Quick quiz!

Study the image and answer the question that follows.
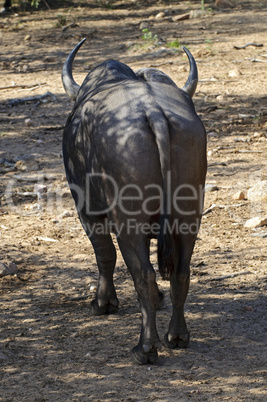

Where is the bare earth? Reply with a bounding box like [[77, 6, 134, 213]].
[[0, 1, 266, 400]]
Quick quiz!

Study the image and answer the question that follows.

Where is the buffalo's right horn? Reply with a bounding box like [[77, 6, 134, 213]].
[[182, 47, 198, 99], [62, 38, 86, 101]]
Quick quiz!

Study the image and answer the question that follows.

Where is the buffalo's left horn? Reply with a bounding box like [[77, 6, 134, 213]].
[[62, 38, 86, 101], [182, 47, 198, 99]]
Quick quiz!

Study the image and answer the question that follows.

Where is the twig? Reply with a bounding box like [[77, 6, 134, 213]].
[[0, 83, 46, 91], [203, 203, 246, 215], [18, 83, 47, 92], [13, 174, 58, 181], [236, 150, 263, 153], [7, 91, 57, 107], [37, 236, 58, 243], [62, 22, 79, 32], [234, 43, 263, 50], [209, 271, 251, 281], [249, 57, 267, 63], [149, 61, 173, 67], [69, 295, 90, 301], [43, 0, 51, 10]]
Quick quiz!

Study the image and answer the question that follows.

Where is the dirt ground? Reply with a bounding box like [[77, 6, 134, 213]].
[[0, 0, 266, 400]]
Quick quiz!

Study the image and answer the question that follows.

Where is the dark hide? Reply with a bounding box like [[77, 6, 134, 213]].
[[63, 56, 207, 365]]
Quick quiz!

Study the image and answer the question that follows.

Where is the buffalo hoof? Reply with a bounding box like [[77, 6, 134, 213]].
[[131, 345, 158, 365], [131, 340, 162, 365], [91, 298, 119, 316], [163, 331, 190, 349]]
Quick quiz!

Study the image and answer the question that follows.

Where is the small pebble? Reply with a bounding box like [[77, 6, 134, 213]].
[[205, 184, 219, 192], [233, 191, 245, 200], [155, 12, 165, 19], [25, 118, 33, 127]]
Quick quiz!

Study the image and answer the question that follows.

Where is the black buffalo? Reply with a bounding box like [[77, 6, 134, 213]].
[[62, 39, 207, 364]]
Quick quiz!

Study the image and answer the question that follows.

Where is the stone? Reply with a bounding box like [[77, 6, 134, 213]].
[[190, 10, 206, 19], [244, 217, 267, 229], [247, 181, 267, 202], [15, 160, 27, 171], [25, 118, 33, 127], [90, 285, 97, 292], [205, 184, 219, 192], [0, 262, 18, 277], [173, 13, 190, 22], [59, 210, 73, 219], [155, 12, 165, 19], [233, 191, 245, 200], [139, 21, 150, 30], [228, 69, 240, 78]]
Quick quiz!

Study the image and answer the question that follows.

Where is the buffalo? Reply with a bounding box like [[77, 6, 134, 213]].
[[62, 39, 207, 364]]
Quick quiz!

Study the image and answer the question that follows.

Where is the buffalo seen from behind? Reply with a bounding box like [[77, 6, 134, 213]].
[[62, 38, 207, 364]]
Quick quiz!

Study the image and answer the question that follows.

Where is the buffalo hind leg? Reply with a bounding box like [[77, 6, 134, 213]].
[[118, 237, 161, 365], [79, 214, 119, 315], [90, 232, 118, 315], [164, 235, 195, 349]]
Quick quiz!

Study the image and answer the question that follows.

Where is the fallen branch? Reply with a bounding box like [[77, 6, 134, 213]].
[[7, 91, 57, 107], [62, 22, 79, 32], [36, 236, 58, 243], [0, 82, 46, 91], [13, 173, 58, 182], [234, 43, 263, 50], [203, 203, 246, 215], [209, 271, 251, 281], [149, 61, 173, 67], [249, 57, 267, 63], [236, 150, 263, 153], [43, 0, 51, 9], [69, 295, 90, 301]]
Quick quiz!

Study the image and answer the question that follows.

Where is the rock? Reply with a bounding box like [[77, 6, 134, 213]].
[[228, 69, 240, 78], [0, 262, 8, 277], [59, 210, 73, 219], [194, 48, 213, 58], [139, 21, 150, 30], [216, 95, 224, 103], [251, 231, 267, 238], [25, 118, 33, 127], [0, 262, 18, 277], [233, 191, 245, 200], [173, 13, 190, 22], [247, 181, 267, 202], [8, 262, 18, 274], [15, 160, 27, 171], [244, 217, 267, 229], [205, 184, 219, 192], [190, 10, 206, 19], [253, 132, 265, 139], [90, 285, 97, 292], [155, 12, 165, 19], [24, 34, 31, 41]]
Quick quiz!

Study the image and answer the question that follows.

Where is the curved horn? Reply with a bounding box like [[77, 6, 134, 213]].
[[182, 46, 198, 98], [62, 38, 87, 101]]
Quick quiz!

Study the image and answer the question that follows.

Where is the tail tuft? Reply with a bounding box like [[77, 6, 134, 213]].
[[157, 214, 174, 280]]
